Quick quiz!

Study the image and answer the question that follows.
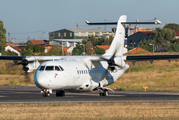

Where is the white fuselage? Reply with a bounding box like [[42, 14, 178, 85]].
[[34, 59, 129, 92]]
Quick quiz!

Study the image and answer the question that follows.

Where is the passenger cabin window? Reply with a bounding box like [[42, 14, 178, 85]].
[[39, 66, 45, 71]]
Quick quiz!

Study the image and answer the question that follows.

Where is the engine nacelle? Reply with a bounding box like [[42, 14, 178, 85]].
[[26, 60, 40, 72]]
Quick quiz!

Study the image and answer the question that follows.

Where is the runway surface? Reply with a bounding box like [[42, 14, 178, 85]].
[[0, 86, 179, 103]]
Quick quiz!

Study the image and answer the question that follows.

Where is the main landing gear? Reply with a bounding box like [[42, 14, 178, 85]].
[[56, 90, 65, 97], [99, 89, 109, 96], [41, 89, 52, 97]]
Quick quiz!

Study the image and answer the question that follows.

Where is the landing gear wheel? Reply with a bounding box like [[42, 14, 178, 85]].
[[47, 93, 51, 97], [42, 92, 50, 97], [42, 93, 46, 97], [99, 89, 109, 96], [100, 93, 103, 96], [104, 89, 109, 96], [56, 90, 65, 97]]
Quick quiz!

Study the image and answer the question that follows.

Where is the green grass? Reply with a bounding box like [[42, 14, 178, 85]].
[[131, 64, 155, 72]]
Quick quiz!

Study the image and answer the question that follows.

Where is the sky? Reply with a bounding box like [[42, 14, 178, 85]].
[[0, 0, 178, 43]]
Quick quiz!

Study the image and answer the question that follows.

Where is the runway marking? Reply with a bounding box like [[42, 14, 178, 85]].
[[64, 93, 126, 97], [0, 92, 41, 95], [64, 95, 126, 97]]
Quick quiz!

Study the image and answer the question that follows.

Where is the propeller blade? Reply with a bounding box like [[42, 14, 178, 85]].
[[100, 56, 108, 61], [22, 52, 26, 60], [24, 71, 31, 83], [109, 49, 117, 61], [100, 49, 118, 71], [101, 49, 117, 63]]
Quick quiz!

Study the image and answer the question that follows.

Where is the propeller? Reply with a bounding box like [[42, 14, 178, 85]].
[[100, 50, 121, 71], [17, 51, 31, 82], [18, 53, 29, 71]]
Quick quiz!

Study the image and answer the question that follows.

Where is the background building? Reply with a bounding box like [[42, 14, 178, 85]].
[[53, 39, 83, 47], [26, 40, 45, 45], [127, 31, 153, 47], [49, 29, 112, 41]]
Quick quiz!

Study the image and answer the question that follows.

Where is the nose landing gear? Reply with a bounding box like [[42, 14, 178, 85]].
[[41, 89, 52, 97]]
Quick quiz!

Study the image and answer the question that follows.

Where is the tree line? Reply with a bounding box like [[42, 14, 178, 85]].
[[138, 23, 179, 52], [72, 36, 113, 55], [0, 20, 6, 55]]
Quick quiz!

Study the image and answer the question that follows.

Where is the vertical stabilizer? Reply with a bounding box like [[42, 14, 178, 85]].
[[103, 15, 127, 56]]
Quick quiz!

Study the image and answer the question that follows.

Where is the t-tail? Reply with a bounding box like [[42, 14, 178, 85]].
[[86, 15, 161, 57]]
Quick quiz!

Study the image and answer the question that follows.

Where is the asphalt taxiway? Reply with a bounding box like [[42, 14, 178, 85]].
[[0, 86, 179, 103]]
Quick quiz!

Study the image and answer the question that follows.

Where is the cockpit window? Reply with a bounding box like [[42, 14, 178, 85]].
[[59, 66, 64, 71], [55, 66, 60, 71], [39, 65, 64, 71], [45, 66, 54, 71], [39, 66, 45, 71]]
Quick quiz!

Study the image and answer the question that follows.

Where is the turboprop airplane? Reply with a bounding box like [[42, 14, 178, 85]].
[[1, 15, 179, 97]]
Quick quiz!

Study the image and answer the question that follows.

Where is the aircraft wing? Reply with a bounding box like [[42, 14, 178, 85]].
[[1, 54, 179, 62], [0, 56, 22, 60], [1, 54, 179, 72], [81, 54, 179, 63], [0, 56, 68, 62], [124, 54, 179, 65], [0, 55, 101, 62]]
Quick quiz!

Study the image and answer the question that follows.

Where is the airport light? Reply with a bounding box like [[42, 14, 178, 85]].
[[11, 37, 16, 43], [143, 87, 148, 92], [149, 43, 154, 53]]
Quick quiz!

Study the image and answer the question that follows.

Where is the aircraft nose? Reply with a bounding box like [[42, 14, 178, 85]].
[[38, 76, 47, 87], [34, 73, 49, 89]]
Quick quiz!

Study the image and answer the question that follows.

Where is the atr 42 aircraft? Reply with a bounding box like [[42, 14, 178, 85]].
[[1, 15, 179, 97]]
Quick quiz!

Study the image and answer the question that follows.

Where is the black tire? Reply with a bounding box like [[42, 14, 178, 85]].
[[42, 93, 47, 97], [61, 90, 65, 96], [99, 93, 103, 96], [56, 90, 65, 97], [56, 91, 60, 97], [103, 89, 109, 96], [42, 92, 50, 97]]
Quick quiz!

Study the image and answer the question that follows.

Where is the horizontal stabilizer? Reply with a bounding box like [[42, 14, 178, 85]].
[[85, 20, 161, 25]]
